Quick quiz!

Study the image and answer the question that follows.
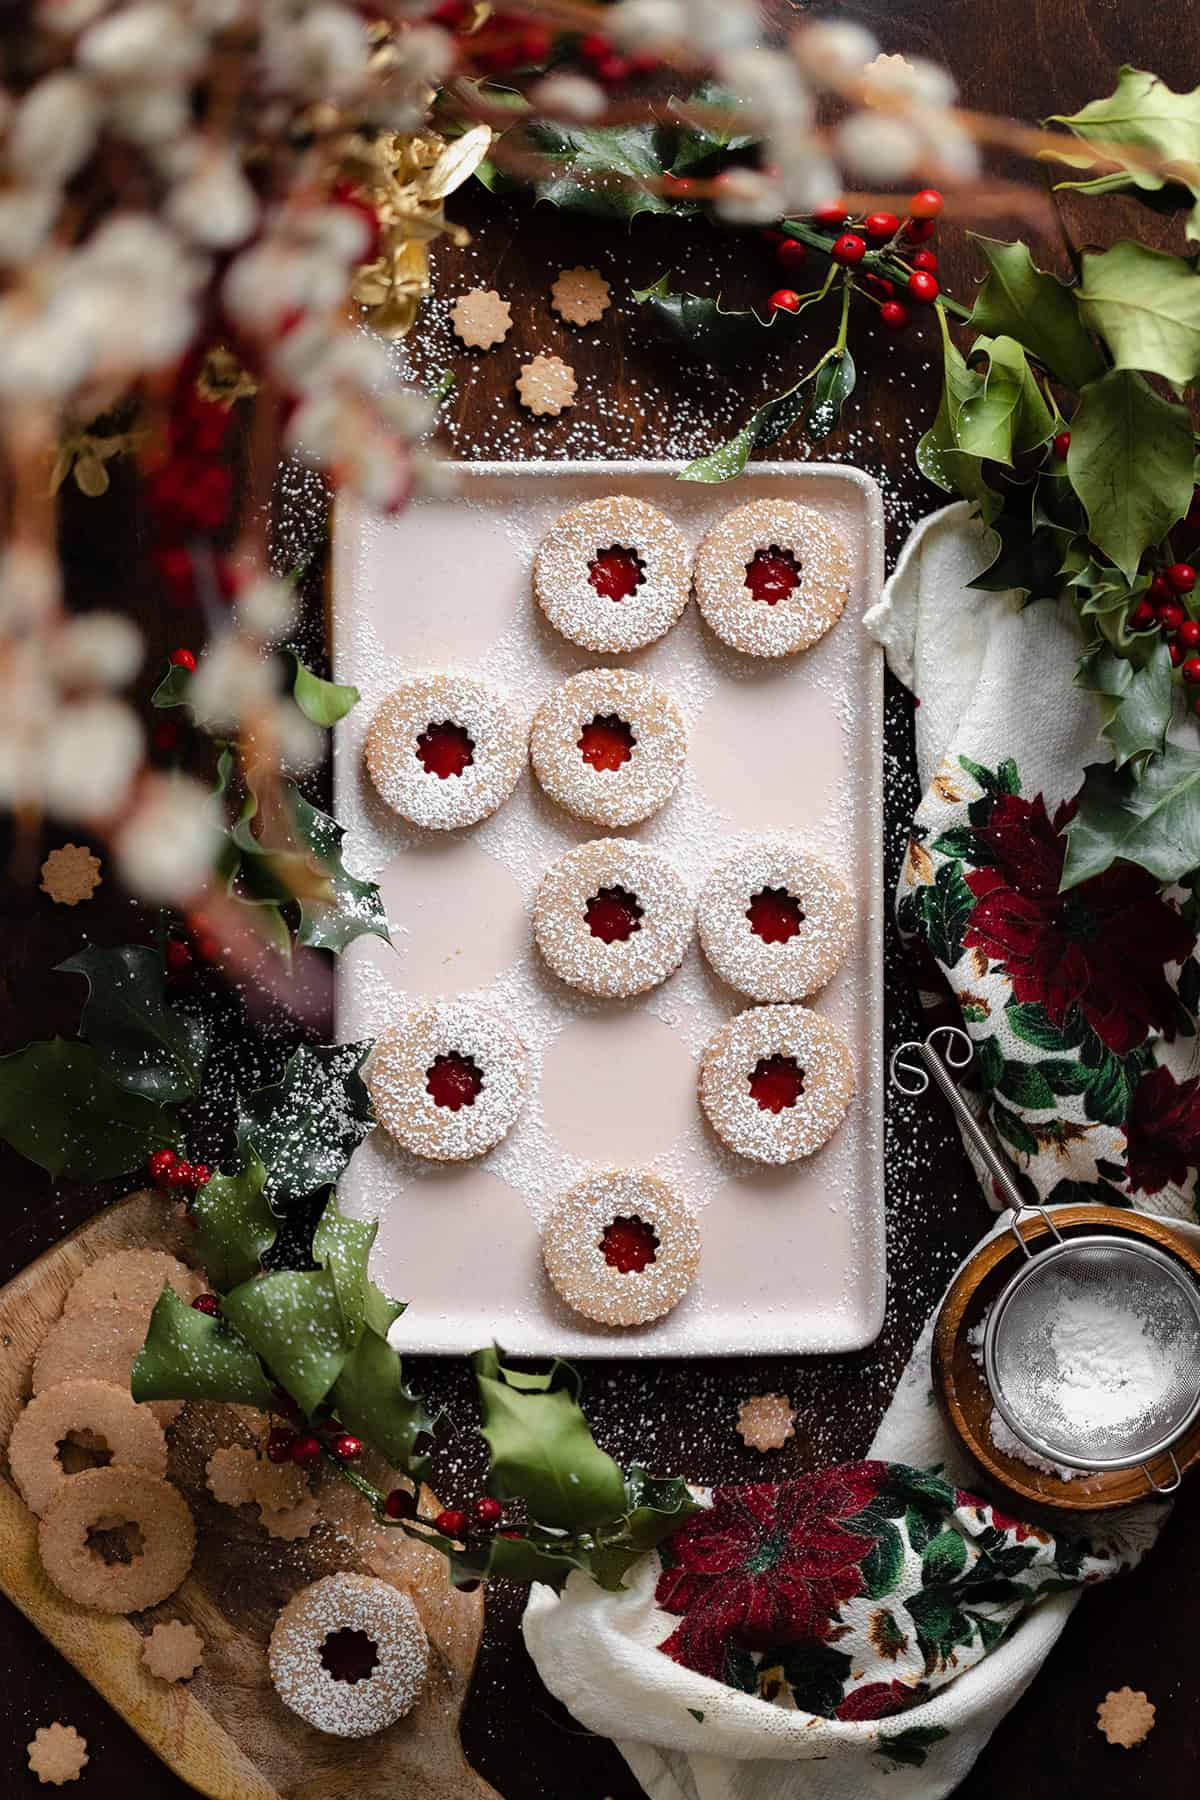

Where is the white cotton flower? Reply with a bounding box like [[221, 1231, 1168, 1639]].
[[9, 75, 103, 188], [793, 19, 878, 83], [719, 48, 811, 128], [44, 696, 143, 821], [918, 116, 980, 182], [52, 612, 144, 688], [37, 0, 108, 31], [0, 544, 59, 632], [411, 451, 459, 499], [264, 3, 369, 98], [341, 435, 410, 511], [376, 387, 436, 440], [398, 23, 455, 85], [284, 390, 342, 465], [608, 0, 685, 47], [115, 772, 220, 902], [189, 637, 276, 731], [235, 575, 297, 642], [273, 697, 323, 772], [713, 166, 784, 226], [79, 3, 202, 81], [71, 218, 204, 374], [836, 110, 920, 182], [861, 52, 956, 108], [0, 289, 93, 397], [528, 73, 607, 121], [168, 153, 259, 250], [271, 318, 388, 396], [109, 84, 191, 146], [295, 204, 373, 265], [0, 189, 58, 266], [678, 0, 757, 56]]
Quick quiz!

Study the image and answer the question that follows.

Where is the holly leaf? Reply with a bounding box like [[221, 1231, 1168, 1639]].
[[132, 1284, 274, 1410], [191, 1151, 276, 1293], [235, 1041, 375, 1209], [1075, 640, 1173, 769], [57, 944, 209, 1104], [1060, 745, 1200, 888], [289, 788, 390, 955], [473, 1347, 627, 1531], [1065, 369, 1193, 581], [332, 1316, 432, 1477], [679, 379, 811, 483], [967, 237, 1105, 388], [806, 349, 855, 441], [916, 312, 1001, 522], [955, 336, 1053, 465], [910, 860, 974, 967], [221, 1268, 351, 1415], [151, 662, 192, 710], [1077, 242, 1200, 388], [971, 508, 1064, 603], [286, 652, 360, 726], [634, 275, 822, 365], [587, 1468, 702, 1591], [0, 1038, 182, 1180], [1049, 68, 1200, 241], [667, 81, 757, 172], [526, 117, 675, 220], [313, 1195, 378, 1342]]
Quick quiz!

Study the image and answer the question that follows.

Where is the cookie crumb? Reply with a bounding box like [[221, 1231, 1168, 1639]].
[[40, 844, 101, 906], [143, 1620, 204, 1682], [550, 266, 611, 326], [450, 289, 512, 350], [737, 1393, 796, 1451], [1097, 1687, 1155, 1747], [516, 354, 577, 416], [27, 1724, 88, 1785]]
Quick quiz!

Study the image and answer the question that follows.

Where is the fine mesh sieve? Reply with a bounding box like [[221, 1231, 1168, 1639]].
[[892, 1026, 1200, 1493]]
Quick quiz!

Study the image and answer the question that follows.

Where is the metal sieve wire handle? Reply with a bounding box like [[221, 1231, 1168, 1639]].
[[890, 1025, 1064, 1257]]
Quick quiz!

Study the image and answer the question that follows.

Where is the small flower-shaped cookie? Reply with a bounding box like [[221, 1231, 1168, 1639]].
[[736, 1394, 797, 1452], [143, 1620, 205, 1682], [550, 266, 611, 325], [517, 354, 577, 416], [206, 1445, 257, 1506], [1096, 1687, 1156, 1748], [450, 289, 513, 350], [27, 1724, 88, 1786], [40, 844, 101, 905]]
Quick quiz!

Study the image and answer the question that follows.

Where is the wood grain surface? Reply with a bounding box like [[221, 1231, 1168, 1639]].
[[1, 4, 1198, 1797]]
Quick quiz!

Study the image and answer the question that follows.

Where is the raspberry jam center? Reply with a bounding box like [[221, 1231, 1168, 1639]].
[[320, 1629, 379, 1685], [578, 713, 635, 772], [747, 886, 805, 944], [585, 885, 643, 943], [744, 545, 800, 605], [426, 1052, 484, 1110], [588, 545, 645, 602], [601, 1215, 659, 1273], [748, 1054, 804, 1113], [416, 720, 474, 779]]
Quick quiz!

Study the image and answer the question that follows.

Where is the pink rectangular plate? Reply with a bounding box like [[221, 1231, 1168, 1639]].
[[332, 461, 885, 1356]]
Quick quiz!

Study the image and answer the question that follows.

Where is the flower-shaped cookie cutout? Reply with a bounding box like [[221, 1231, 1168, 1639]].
[[736, 1393, 796, 1451], [40, 844, 101, 905], [27, 1724, 88, 1786], [450, 288, 513, 350], [551, 266, 611, 325], [1096, 1687, 1156, 1748], [517, 354, 577, 416], [206, 1445, 257, 1505], [143, 1620, 204, 1682]]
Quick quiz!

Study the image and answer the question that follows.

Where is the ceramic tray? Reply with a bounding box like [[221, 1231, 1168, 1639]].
[[332, 461, 885, 1356]]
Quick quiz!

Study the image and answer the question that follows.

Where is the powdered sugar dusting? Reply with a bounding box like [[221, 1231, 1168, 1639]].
[[530, 666, 686, 827], [364, 674, 526, 830], [542, 1169, 701, 1328], [694, 498, 850, 657], [268, 1573, 429, 1737], [697, 840, 855, 1002], [534, 495, 691, 651], [534, 838, 692, 998]]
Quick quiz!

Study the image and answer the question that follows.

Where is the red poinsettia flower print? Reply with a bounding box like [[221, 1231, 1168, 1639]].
[[655, 1463, 887, 1682], [835, 1678, 927, 1721], [962, 792, 1193, 1056], [1124, 1063, 1200, 1195]]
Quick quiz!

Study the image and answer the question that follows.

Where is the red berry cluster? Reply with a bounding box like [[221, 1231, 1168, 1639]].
[[431, 1, 553, 70], [266, 1418, 363, 1468], [575, 29, 658, 86], [147, 1147, 211, 1195], [1129, 545, 1200, 706], [147, 355, 239, 612], [765, 189, 944, 332]]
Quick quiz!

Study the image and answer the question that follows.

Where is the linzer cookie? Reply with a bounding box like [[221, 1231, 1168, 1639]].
[[530, 667, 687, 828], [699, 1004, 854, 1163], [533, 838, 692, 998], [38, 1466, 195, 1612], [34, 1302, 182, 1427], [541, 1170, 700, 1327], [9, 1378, 168, 1516], [64, 1247, 204, 1321], [534, 496, 691, 652], [364, 673, 526, 831], [268, 1573, 430, 1737], [697, 841, 855, 1001], [367, 999, 527, 1159], [694, 498, 850, 657]]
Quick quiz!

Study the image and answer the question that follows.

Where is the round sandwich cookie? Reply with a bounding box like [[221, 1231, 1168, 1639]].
[[533, 838, 692, 998], [534, 496, 691, 652], [365, 674, 526, 830], [699, 1003, 855, 1164], [693, 498, 850, 657], [697, 841, 855, 1001], [542, 1169, 701, 1326], [38, 1466, 195, 1612], [530, 667, 687, 828], [268, 1573, 430, 1738], [367, 1000, 527, 1160]]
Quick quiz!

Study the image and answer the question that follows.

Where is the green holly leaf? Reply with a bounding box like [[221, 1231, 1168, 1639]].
[[151, 662, 192, 710], [991, 1099, 1040, 1157], [679, 378, 813, 483], [527, 117, 676, 220], [805, 349, 855, 441], [191, 1152, 276, 1293], [1075, 640, 1173, 769], [57, 944, 209, 1104], [473, 1347, 627, 1532], [971, 508, 1065, 603], [1060, 745, 1200, 888], [286, 652, 360, 726], [667, 81, 757, 172], [313, 1196, 378, 1341], [967, 236, 1105, 388], [922, 1528, 969, 1585], [332, 1316, 432, 1476], [236, 1041, 375, 1209], [289, 788, 390, 955], [1065, 369, 1193, 581], [1006, 1001, 1083, 1052], [132, 1284, 274, 1409], [221, 1268, 351, 1415], [0, 1038, 182, 1180], [586, 1468, 702, 1590], [916, 312, 1002, 522], [635, 274, 824, 366], [878, 1724, 950, 1769], [1049, 68, 1200, 241], [955, 336, 1053, 465], [1077, 242, 1200, 388]]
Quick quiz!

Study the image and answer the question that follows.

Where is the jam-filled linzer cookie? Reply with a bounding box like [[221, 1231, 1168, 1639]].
[[534, 495, 691, 652], [530, 667, 687, 828], [698, 841, 855, 1002], [534, 838, 692, 998], [542, 1169, 701, 1326], [700, 1003, 854, 1164], [269, 1573, 429, 1737], [694, 498, 851, 658], [367, 999, 527, 1159], [365, 674, 526, 830]]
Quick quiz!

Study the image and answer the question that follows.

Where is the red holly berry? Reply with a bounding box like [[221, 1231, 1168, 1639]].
[[1166, 562, 1197, 594], [1128, 599, 1157, 631], [267, 1427, 296, 1463], [909, 188, 944, 219], [384, 1487, 417, 1520], [862, 273, 894, 298], [516, 23, 552, 61], [907, 270, 940, 303], [1148, 573, 1172, 607], [662, 173, 695, 198], [880, 300, 910, 332], [863, 211, 899, 239], [147, 1147, 178, 1187], [811, 200, 848, 226], [831, 232, 866, 265], [1170, 641, 1185, 666], [628, 49, 660, 74], [767, 289, 801, 314], [165, 939, 193, 979], [329, 1432, 362, 1461], [165, 1160, 196, 1194], [434, 1508, 469, 1538], [903, 217, 937, 243], [169, 647, 196, 671], [1184, 656, 1200, 684], [906, 250, 936, 275], [189, 1163, 211, 1191], [192, 1293, 220, 1316], [1159, 602, 1186, 634], [776, 238, 808, 269], [595, 51, 631, 82], [578, 30, 610, 59], [1179, 619, 1200, 648], [152, 721, 180, 755], [290, 1434, 323, 1467], [474, 1496, 504, 1528], [1052, 431, 1071, 460]]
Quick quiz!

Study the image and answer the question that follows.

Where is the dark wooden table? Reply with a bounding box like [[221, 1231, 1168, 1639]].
[[2, 5, 1198, 1794]]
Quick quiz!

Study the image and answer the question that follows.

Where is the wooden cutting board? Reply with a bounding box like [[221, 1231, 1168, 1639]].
[[0, 1190, 501, 1800]]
